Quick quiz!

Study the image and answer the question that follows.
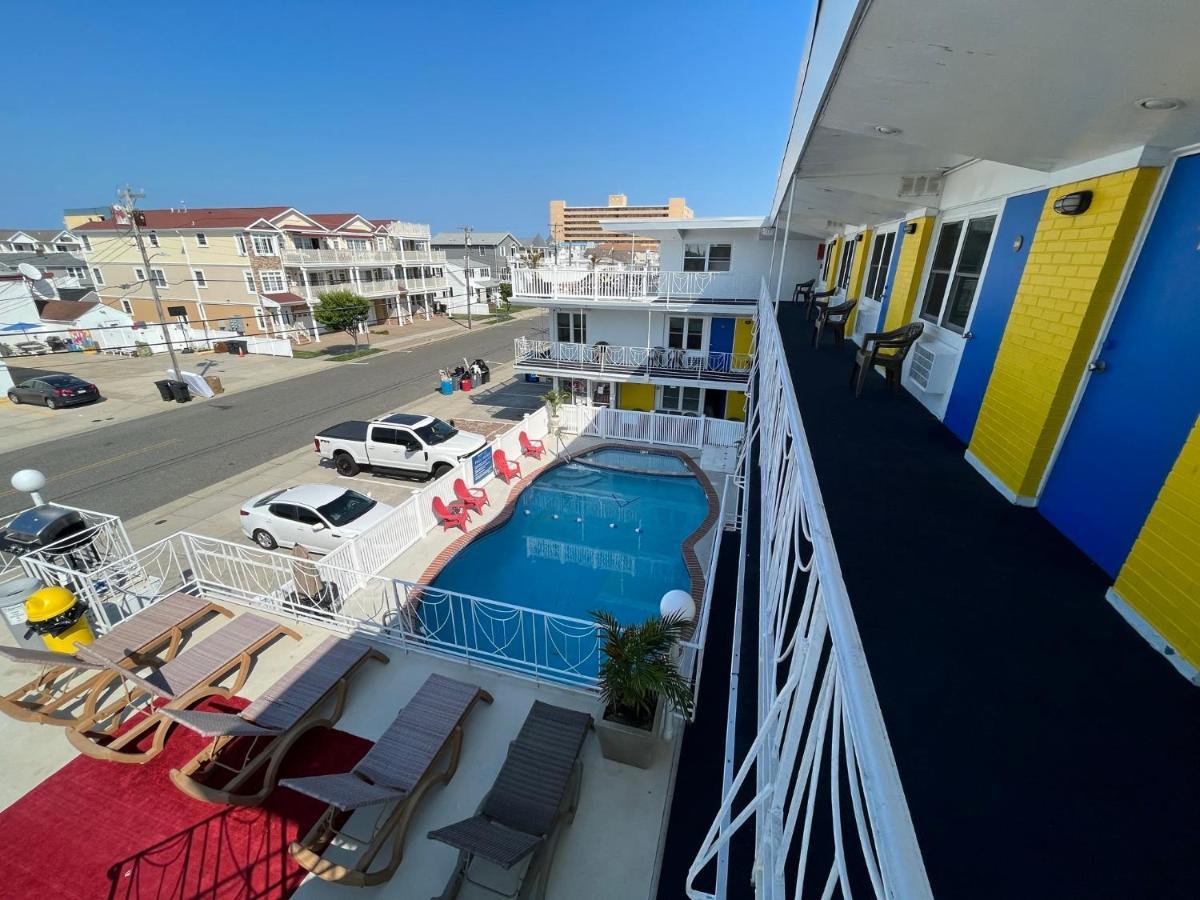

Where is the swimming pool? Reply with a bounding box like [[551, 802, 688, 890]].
[[576, 446, 692, 476], [431, 451, 710, 626]]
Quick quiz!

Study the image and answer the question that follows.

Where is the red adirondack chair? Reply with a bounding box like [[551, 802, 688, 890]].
[[493, 449, 522, 483], [519, 430, 545, 459], [432, 495, 470, 532], [454, 477, 489, 514]]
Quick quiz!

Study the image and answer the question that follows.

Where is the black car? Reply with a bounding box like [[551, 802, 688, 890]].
[[7, 374, 101, 409]]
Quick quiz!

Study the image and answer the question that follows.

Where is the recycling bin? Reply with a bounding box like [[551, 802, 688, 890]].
[[23, 586, 94, 654], [0, 576, 45, 649], [154, 380, 174, 401], [440, 377, 453, 396]]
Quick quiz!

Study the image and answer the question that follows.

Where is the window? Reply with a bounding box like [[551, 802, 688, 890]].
[[660, 385, 702, 413], [556, 311, 587, 343], [243, 270, 257, 294], [292, 506, 322, 526], [707, 244, 732, 272], [259, 270, 285, 292], [121, 299, 133, 314], [920, 214, 997, 332], [150, 268, 167, 288], [668, 316, 704, 350], [683, 243, 706, 271], [193, 269, 207, 288], [863, 231, 896, 301], [346, 238, 368, 251], [65, 267, 86, 279], [254, 308, 266, 330], [196, 233, 208, 247], [56, 243, 71, 252], [836, 238, 857, 290], [683, 243, 731, 272], [148, 232, 159, 248], [251, 233, 277, 256], [79, 235, 92, 252], [134, 266, 146, 282], [91, 267, 104, 285], [235, 234, 247, 256]]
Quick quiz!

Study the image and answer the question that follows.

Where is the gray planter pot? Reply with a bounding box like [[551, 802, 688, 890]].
[[595, 700, 663, 769]]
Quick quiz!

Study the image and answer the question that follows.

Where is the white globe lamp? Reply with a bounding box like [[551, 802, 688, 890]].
[[11, 469, 47, 505], [660, 589, 696, 623]]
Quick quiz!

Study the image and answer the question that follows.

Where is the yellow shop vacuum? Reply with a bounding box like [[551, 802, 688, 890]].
[[24, 586, 94, 653]]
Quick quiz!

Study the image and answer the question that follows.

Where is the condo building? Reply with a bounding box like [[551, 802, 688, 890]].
[[549, 193, 692, 250]]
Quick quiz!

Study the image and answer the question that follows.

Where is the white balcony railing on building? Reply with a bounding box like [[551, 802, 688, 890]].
[[515, 337, 751, 380], [511, 267, 762, 303], [281, 247, 406, 266], [292, 279, 406, 299], [686, 283, 930, 899], [557, 405, 744, 450]]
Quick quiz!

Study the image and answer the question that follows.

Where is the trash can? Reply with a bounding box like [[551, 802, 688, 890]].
[[168, 380, 191, 403], [461, 376, 473, 391], [154, 379, 174, 402], [0, 576, 45, 649], [226, 340, 246, 356], [524, 373, 540, 384], [473, 358, 491, 385], [440, 377, 453, 396], [23, 586, 94, 654]]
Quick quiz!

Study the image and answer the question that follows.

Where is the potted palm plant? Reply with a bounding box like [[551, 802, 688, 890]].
[[592, 610, 694, 768], [543, 388, 566, 424]]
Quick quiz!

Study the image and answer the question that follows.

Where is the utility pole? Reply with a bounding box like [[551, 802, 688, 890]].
[[548, 221, 559, 265], [118, 185, 182, 381], [459, 225, 473, 331]]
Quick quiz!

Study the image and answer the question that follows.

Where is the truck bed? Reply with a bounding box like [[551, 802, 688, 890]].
[[317, 420, 369, 442]]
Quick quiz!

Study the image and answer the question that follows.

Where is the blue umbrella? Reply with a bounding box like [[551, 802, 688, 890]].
[[1, 322, 42, 331]]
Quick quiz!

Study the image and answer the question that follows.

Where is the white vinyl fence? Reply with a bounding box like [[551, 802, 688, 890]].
[[558, 405, 744, 450]]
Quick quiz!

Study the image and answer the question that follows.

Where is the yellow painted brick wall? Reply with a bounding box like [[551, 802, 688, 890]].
[[968, 167, 1160, 497], [823, 237, 842, 291], [726, 390, 747, 421], [1113, 417, 1200, 668], [845, 230, 872, 334], [881, 217, 934, 332], [618, 382, 655, 411]]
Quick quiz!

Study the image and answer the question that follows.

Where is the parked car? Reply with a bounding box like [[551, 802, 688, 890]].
[[315, 413, 487, 479], [240, 484, 395, 552], [7, 374, 101, 409], [13, 340, 49, 356]]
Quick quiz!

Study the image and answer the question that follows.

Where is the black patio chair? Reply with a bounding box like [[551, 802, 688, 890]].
[[792, 279, 816, 304], [805, 288, 838, 321], [850, 322, 924, 397], [812, 299, 858, 348]]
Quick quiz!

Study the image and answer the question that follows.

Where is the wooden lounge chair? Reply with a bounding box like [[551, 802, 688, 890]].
[[812, 298, 858, 348], [282, 673, 493, 887], [429, 701, 594, 900], [65, 612, 299, 764], [433, 495, 470, 532], [164, 635, 388, 806], [493, 449, 522, 483], [519, 431, 545, 460], [454, 477, 489, 515], [0, 592, 230, 727], [850, 321, 925, 397]]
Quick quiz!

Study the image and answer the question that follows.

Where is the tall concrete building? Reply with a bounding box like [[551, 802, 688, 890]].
[[548, 193, 691, 249]]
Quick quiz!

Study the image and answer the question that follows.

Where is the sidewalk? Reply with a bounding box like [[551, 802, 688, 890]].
[[0, 309, 542, 455]]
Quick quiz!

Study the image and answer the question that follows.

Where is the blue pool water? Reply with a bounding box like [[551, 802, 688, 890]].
[[578, 447, 691, 476]]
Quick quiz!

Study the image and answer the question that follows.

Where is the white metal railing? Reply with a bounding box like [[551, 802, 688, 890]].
[[511, 267, 763, 303], [515, 338, 752, 379], [686, 288, 930, 898], [557, 405, 744, 450], [282, 247, 407, 266]]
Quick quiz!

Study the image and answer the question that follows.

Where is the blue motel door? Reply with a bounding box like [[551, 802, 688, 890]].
[[1039, 154, 1200, 576], [709, 317, 734, 371]]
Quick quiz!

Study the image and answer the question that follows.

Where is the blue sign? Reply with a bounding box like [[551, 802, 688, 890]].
[[471, 446, 494, 484]]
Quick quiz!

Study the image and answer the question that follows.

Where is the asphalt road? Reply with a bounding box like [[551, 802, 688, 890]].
[[0, 320, 533, 519]]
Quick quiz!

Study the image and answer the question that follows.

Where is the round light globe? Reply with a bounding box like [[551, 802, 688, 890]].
[[660, 589, 696, 622], [11, 469, 46, 494]]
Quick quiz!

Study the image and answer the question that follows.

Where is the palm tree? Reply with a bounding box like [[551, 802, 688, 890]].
[[592, 610, 694, 727]]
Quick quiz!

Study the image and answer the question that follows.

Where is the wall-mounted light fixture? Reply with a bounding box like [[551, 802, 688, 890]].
[[855, 233, 864, 242], [1012, 235, 1024, 252], [1053, 190, 1093, 216], [904, 222, 918, 235]]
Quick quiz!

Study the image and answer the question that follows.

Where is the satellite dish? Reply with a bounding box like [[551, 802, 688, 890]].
[[17, 262, 43, 280]]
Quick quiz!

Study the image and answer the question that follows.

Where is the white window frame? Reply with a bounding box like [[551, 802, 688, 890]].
[[254, 307, 266, 330], [91, 267, 104, 285], [259, 269, 285, 293], [918, 207, 1000, 335], [345, 238, 369, 251], [251, 233, 277, 256], [79, 235, 92, 252], [243, 270, 257, 294], [836, 237, 857, 291], [236, 234, 247, 256], [555, 311, 587, 344], [658, 385, 703, 414], [683, 242, 732, 272], [134, 266, 146, 282], [195, 232, 208, 247], [148, 231, 159, 248], [193, 269, 207, 288], [150, 268, 167, 288], [863, 228, 897, 302], [667, 315, 705, 351]]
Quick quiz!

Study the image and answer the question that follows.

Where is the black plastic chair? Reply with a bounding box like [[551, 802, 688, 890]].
[[792, 279, 816, 304], [805, 288, 838, 321], [850, 322, 924, 397], [813, 299, 858, 348]]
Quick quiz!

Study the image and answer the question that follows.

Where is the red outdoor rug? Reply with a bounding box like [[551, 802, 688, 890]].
[[0, 696, 372, 900]]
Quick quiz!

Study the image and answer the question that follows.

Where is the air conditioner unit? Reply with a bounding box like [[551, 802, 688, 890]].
[[908, 341, 956, 394]]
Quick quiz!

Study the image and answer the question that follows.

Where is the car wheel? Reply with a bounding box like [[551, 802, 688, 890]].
[[6, 392, 18, 405], [430, 462, 452, 480], [45, 397, 58, 410], [334, 453, 360, 477], [252, 529, 278, 550]]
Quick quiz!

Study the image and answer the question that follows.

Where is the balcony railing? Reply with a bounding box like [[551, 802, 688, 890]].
[[511, 267, 762, 304], [282, 247, 404, 266], [514, 337, 752, 382], [291, 279, 406, 298]]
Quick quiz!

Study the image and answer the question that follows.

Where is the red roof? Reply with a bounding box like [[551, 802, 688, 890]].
[[75, 206, 290, 231], [308, 213, 365, 229], [38, 300, 100, 322], [263, 292, 308, 305]]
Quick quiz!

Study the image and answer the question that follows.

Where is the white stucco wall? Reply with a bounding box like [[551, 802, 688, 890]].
[[657, 228, 820, 298]]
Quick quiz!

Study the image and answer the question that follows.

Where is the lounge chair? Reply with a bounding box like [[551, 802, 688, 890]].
[[454, 477, 489, 515], [0, 592, 230, 727], [164, 635, 388, 805], [282, 673, 493, 887], [429, 701, 594, 900], [433, 495, 470, 532], [493, 449, 522, 483], [65, 612, 299, 764], [519, 431, 545, 460]]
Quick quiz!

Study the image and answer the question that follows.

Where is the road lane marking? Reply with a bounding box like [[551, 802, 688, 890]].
[[0, 438, 179, 498]]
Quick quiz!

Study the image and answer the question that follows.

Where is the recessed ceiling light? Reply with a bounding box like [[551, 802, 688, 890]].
[[1136, 97, 1183, 111], [875, 125, 902, 135]]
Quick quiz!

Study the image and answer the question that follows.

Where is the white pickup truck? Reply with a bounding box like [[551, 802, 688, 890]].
[[315, 413, 488, 479]]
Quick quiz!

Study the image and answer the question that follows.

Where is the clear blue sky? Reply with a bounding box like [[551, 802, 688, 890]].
[[3, 1, 809, 234]]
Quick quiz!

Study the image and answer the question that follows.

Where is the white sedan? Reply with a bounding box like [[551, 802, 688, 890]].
[[240, 484, 394, 553]]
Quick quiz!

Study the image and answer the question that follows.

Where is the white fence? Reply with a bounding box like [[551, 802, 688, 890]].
[[559, 405, 744, 450], [515, 337, 752, 378], [686, 292, 930, 898], [511, 267, 763, 304]]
